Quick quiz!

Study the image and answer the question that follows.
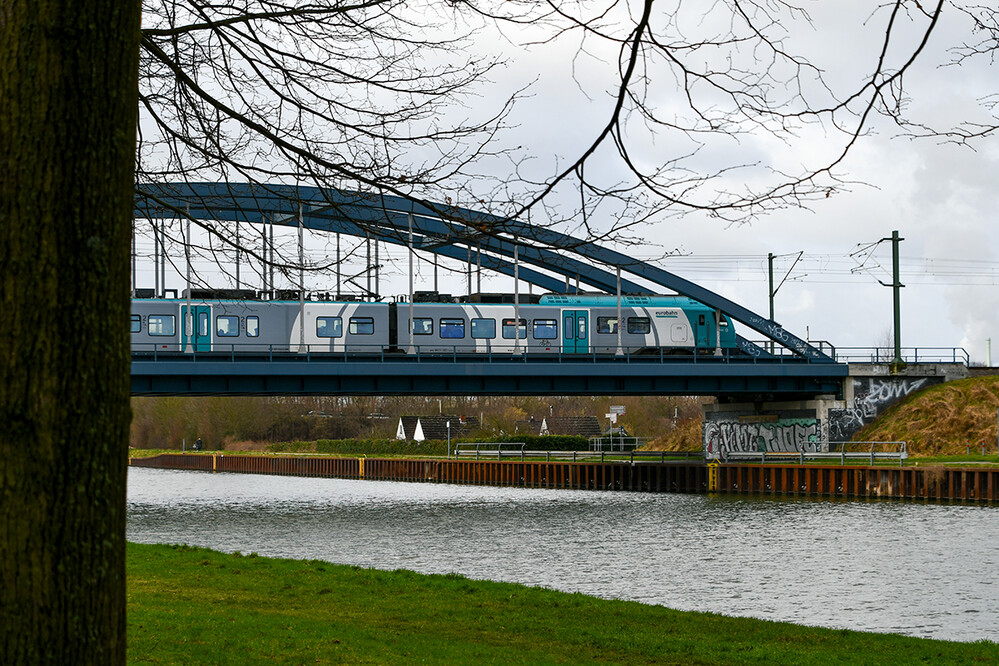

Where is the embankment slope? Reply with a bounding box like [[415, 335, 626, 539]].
[[854, 375, 999, 455]]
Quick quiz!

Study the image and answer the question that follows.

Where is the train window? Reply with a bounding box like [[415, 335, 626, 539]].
[[471, 318, 495, 339], [198, 312, 209, 337], [533, 319, 558, 339], [501, 318, 527, 339], [597, 316, 618, 334], [577, 318, 587, 340], [628, 317, 651, 334], [440, 318, 465, 339], [317, 316, 343, 338], [216, 315, 239, 337], [130, 315, 141, 333], [349, 317, 374, 335], [698, 314, 705, 326], [246, 316, 259, 337], [148, 314, 175, 336], [412, 318, 433, 335]]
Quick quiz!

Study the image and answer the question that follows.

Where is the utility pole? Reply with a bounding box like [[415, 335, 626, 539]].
[[892, 230, 904, 369], [767, 251, 802, 354], [768, 253, 775, 323], [879, 230, 905, 370], [768, 253, 774, 354]]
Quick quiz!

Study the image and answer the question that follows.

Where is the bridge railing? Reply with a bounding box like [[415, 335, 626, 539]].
[[131, 342, 840, 365], [831, 347, 970, 365], [751, 340, 837, 358]]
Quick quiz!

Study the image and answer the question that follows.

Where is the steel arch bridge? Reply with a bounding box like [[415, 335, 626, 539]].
[[131, 182, 847, 397]]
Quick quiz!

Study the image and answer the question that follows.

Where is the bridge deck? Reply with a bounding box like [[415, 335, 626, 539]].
[[131, 352, 848, 397]]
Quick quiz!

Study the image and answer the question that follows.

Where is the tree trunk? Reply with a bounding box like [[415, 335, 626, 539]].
[[0, 1, 140, 662]]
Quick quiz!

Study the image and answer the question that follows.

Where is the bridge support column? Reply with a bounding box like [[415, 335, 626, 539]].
[[702, 396, 844, 460]]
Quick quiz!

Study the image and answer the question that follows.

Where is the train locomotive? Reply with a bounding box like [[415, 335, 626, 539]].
[[130, 292, 738, 356]]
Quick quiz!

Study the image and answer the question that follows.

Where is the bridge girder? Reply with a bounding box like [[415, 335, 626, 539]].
[[135, 181, 830, 361]]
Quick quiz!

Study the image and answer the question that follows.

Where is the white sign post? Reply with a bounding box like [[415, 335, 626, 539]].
[[609, 406, 625, 449], [604, 413, 616, 451]]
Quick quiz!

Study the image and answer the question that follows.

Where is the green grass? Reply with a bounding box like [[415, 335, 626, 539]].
[[910, 453, 999, 466], [127, 543, 999, 665]]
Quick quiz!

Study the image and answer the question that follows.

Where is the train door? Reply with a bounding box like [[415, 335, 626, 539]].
[[182, 304, 211, 352], [561, 309, 589, 354], [694, 313, 710, 349]]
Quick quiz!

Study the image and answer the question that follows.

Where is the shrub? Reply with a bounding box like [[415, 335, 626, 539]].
[[266, 434, 592, 456]]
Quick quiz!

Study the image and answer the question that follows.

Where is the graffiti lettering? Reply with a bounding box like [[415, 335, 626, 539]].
[[828, 377, 931, 441], [703, 419, 820, 457]]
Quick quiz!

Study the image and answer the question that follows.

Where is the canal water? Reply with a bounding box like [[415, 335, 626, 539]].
[[126, 467, 999, 643]]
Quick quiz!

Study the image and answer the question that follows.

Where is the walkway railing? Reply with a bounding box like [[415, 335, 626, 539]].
[[452, 446, 704, 463], [453, 443, 526, 460], [131, 342, 840, 365], [722, 441, 908, 466]]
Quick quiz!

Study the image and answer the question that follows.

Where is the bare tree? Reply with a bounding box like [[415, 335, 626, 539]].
[[902, 2, 999, 143], [133, 1, 969, 281], [1, 1, 140, 662], [136, 1, 527, 227]]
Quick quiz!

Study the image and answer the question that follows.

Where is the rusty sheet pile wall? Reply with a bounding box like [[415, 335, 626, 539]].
[[128, 455, 999, 502], [129, 454, 706, 492], [716, 464, 998, 501]]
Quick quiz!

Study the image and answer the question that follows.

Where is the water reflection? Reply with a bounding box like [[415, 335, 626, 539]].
[[127, 467, 999, 642]]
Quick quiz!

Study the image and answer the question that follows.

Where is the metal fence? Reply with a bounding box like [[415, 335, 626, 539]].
[[721, 441, 908, 466], [588, 436, 648, 451], [452, 446, 704, 463]]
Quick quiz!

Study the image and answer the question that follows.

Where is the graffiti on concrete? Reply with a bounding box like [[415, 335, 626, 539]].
[[703, 418, 820, 457], [828, 377, 931, 441]]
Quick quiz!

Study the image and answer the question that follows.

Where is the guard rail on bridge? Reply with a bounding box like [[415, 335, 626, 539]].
[[747, 344, 969, 366], [132, 342, 841, 365], [833, 347, 969, 365]]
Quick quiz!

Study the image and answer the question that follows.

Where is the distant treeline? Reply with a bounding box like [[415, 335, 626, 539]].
[[130, 395, 707, 451]]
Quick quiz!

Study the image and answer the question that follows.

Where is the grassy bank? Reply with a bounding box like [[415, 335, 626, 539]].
[[856, 376, 999, 455], [127, 543, 997, 664]]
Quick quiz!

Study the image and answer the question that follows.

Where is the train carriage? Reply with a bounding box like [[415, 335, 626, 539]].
[[131, 292, 737, 356]]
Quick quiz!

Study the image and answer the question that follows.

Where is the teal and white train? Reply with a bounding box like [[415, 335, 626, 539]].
[[130, 292, 738, 355]]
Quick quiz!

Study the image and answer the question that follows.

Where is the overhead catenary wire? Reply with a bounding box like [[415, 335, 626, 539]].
[[627, 252, 999, 286]]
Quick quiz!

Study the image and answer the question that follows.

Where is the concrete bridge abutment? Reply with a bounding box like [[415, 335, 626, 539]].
[[702, 363, 969, 459]]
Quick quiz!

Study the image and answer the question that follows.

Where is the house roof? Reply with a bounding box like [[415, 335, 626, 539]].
[[397, 415, 480, 441], [416, 415, 479, 440], [397, 416, 420, 440], [514, 417, 543, 436], [540, 416, 602, 437]]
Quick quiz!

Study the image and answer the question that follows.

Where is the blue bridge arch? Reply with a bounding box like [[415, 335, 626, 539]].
[[135, 181, 834, 362]]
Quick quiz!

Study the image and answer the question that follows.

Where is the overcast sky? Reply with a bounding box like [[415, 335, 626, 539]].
[[135, 2, 999, 363]]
